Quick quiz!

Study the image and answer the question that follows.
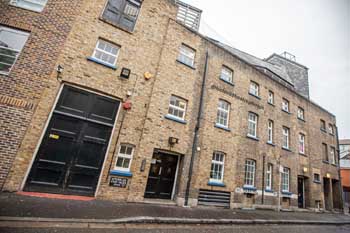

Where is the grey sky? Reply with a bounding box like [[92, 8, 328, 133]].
[[183, 0, 350, 139]]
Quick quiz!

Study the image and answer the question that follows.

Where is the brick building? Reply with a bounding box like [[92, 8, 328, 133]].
[[0, 0, 343, 211]]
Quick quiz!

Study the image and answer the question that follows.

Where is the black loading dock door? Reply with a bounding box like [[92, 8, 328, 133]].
[[24, 86, 120, 196]]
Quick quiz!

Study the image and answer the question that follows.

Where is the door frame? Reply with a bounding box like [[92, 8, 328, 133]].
[[145, 149, 182, 200], [21, 83, 121, 197], [297, 176, 305, 208]]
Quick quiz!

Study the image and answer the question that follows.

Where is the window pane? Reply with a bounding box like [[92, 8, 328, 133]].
[[116, 157, 124, 167], [12, 0, 48, 12], [92, 39, 119, 66]]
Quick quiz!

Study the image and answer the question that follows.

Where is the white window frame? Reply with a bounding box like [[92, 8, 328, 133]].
[[266, 163, 273, 190], [10, 0, 48, 12], [281, 167, 290, 192], [244, 159, 256, 187], [92, 39, 120, 67], [329, 124, 334, 135], [178, 44, 195, 67], [282, 98, 289, 112], [0, 26, 29, 75], [282, 127, 290, 149], [299, 133, 305, 154], [209, 151, 225, 183], [268, 90, 274, 104], [168, 95, 187, 120], [297, 107, 304, 120], [248, 112, 258, 138], [216, 100, 230, 128], [330, 147, 336, 164], [114, 144, 134, 172], [249, 81, 259, 97], [220, 66, 233, 83], [268, 120, 273, 143]]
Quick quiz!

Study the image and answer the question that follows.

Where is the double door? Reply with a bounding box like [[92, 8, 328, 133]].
[[25, 86, 120, 196], [144, 152, 179, 199]]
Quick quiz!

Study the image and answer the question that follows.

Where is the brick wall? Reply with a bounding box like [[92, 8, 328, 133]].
[[0, 0, 83, 188], [1, 0, 342, 210]]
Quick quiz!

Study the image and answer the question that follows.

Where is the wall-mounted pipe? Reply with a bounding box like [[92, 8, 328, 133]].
[[184, 50, 209, 206]]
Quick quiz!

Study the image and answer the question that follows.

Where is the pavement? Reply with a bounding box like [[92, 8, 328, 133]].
[[0, 192, 350, 226]]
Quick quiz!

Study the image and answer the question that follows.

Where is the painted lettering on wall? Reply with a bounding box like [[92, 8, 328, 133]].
[[211, 84, 264, 110]]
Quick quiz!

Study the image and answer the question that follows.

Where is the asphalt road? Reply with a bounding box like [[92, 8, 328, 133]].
[[1, 225, 350, 233]]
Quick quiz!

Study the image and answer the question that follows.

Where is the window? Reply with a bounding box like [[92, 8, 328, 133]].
[[249, 81, 259, 97], [297, 107, 305, 120], [115, 144, 134, 171], [210, 152, 225, 182], [299, 133, 305, 154], [102, 0, 141, 32], [320, 120, 326, 131], [282, 98, 289, 112], [268, 91, 274, 104], [220, 66, 233, 83], [330, 147, 336, 164], [329, 124, 334, 135], [216, 100, 230, 128], [322, 143, 328, 162], [177, 44, 195, 67], [282, 127, 290, 149], [267, 120, 274, 143], [281, 167, 290, 192], [248, 112, 258, 138], [314, 173, 320, 183], [91, 39, 120, 67], [10, 0, 48, 12], [0, 26, 29, 75], [168, 95, 187, 120], [266, 163, 273, 190], [244, 159, 256, 187]]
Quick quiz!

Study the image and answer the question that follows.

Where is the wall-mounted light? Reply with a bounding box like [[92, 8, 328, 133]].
[[56, 65, 64, 82], [56, 64, 64, 73], [120, 67, 131, 79], [303, 167, 308, 173], [326, 173, 331, 178], [168, 137, 179, 146]]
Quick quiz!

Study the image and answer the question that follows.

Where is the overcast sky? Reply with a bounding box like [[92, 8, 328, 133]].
[[183, 0, 350, 139]]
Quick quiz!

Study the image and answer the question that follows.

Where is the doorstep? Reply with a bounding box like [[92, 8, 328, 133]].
[[16, 191, 95, 201], [142, 198, 177, 206]]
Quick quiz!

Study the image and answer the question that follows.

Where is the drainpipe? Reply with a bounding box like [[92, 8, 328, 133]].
[[184, 50, 209, 206], [335, 125, 345, 212], [261, 155, 266, 204]]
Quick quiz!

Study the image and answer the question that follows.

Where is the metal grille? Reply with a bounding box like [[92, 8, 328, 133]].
[[198, 189, 230, 207], [175, 0, 202, 31]]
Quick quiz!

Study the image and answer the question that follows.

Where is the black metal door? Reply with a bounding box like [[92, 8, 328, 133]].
[[24, 86, 120, 196], [144, 152, 178, 199], [298, 177, 304, 208]]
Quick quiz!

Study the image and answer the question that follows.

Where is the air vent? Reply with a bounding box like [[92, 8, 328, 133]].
[[198, 189, 231, 207], [175, 0, 202, 31]]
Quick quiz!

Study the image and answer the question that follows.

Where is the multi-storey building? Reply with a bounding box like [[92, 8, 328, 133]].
[[0, 0, 343, 211], [340, 139, 350, 212]]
